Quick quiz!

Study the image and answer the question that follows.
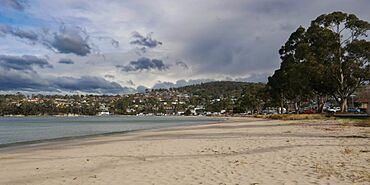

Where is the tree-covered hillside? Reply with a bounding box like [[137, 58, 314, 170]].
[[167, 81, 265, 98]]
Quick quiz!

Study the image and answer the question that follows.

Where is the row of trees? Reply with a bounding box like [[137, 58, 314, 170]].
[[268, 11, 370, 113], [0, 101, 101, 116]]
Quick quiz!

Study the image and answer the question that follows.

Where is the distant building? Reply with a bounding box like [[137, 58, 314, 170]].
[[355, 85, 370, 110], [98, 111, 110, 116]]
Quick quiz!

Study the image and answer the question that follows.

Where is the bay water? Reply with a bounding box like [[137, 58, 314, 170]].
[[0, 116, 222, 146]]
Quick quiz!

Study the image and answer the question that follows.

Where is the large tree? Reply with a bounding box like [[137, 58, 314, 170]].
[[309, 12, 370, 112], [268, 27, 313, 113], [305, 22, 339, 112], [238, 83, 266, 114], [270, 12, 370, 113], [267, 68, 286, 113]]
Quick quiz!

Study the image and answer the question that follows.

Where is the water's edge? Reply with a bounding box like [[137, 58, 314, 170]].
[[0, 118, 225, 151]]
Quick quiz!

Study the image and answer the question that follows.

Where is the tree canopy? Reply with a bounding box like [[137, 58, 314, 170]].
[[268, 11, 370, 112]]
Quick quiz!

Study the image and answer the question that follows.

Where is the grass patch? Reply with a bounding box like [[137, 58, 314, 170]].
[[255, 114, 327, 120], [338, 118, 370, 127], [355, 118, 370, 127], [256, 113, 370, 123], [336, 117, 369, 121]]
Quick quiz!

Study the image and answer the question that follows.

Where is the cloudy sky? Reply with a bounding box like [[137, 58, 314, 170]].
[[0, 0, 369, 94]]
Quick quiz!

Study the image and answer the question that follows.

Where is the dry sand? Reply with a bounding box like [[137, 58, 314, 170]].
[[0, 117, 369, 185]]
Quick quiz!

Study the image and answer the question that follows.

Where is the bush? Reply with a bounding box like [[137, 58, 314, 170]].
[[355, 118, 370, 127], [255, 114, 327, 120]]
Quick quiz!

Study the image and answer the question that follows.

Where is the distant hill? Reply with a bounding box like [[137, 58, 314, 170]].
[[157, 81, 266, 98]]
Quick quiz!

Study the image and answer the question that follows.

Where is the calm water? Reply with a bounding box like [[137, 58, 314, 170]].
[[0, 116, 222, 146]]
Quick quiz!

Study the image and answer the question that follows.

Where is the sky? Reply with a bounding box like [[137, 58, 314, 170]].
[[0, 0, 369, 94]]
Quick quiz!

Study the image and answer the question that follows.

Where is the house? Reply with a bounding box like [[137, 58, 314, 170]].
[[354, 85, 370, 112], [98, 111, 110, 116]]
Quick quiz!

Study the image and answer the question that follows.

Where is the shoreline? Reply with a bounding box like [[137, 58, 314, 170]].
[[0, 117, 228, 152], [0, 117, 369, 185]]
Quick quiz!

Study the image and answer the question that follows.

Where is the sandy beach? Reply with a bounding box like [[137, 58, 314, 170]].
[[0, 117, 369, 185]]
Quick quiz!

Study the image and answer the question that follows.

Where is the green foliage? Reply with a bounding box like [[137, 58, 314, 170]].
[[176, 81, 252, 98], [269, 11, 370, 113], [309, 11, 370, 111], [184, 109, 192, 116], [236, 83, 267, 113], [268, 26, 313, 112]]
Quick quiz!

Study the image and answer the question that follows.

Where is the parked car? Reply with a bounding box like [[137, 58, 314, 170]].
[[303, 109, 315, 114], [347, 107, 361, 113], [326, 107, 341, 113], [261, 108, 278, 115], [359, 108, 367, 114]]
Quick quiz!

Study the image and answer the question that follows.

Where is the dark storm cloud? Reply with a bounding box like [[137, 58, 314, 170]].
[[0, 71, 133, 93], [41, 25, 92, 56], [152, 79, 213, 89], [0, 54, 52, 91], [0, 68, 50, 91], [0, 54, 52, 71], [130, 31, 162, 49], [0, 55, 132, 94], [117, 57, 168, 72], [0, 0, 28, 11], [58, 58, 74, 65], [0, 23, 116, 56], [50, 76, 127, 94], [0, 24, 39, 43]]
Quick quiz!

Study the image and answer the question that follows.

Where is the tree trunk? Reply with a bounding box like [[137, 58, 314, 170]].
[[317, 96, 322, 113], [316, 95, 326, 113], [294, 102, 299, 114], [340, 98, 348, 112], [280, 92, 284, 114]]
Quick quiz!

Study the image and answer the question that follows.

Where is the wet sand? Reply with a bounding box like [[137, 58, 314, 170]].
[[0, 117, 369, 185]]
